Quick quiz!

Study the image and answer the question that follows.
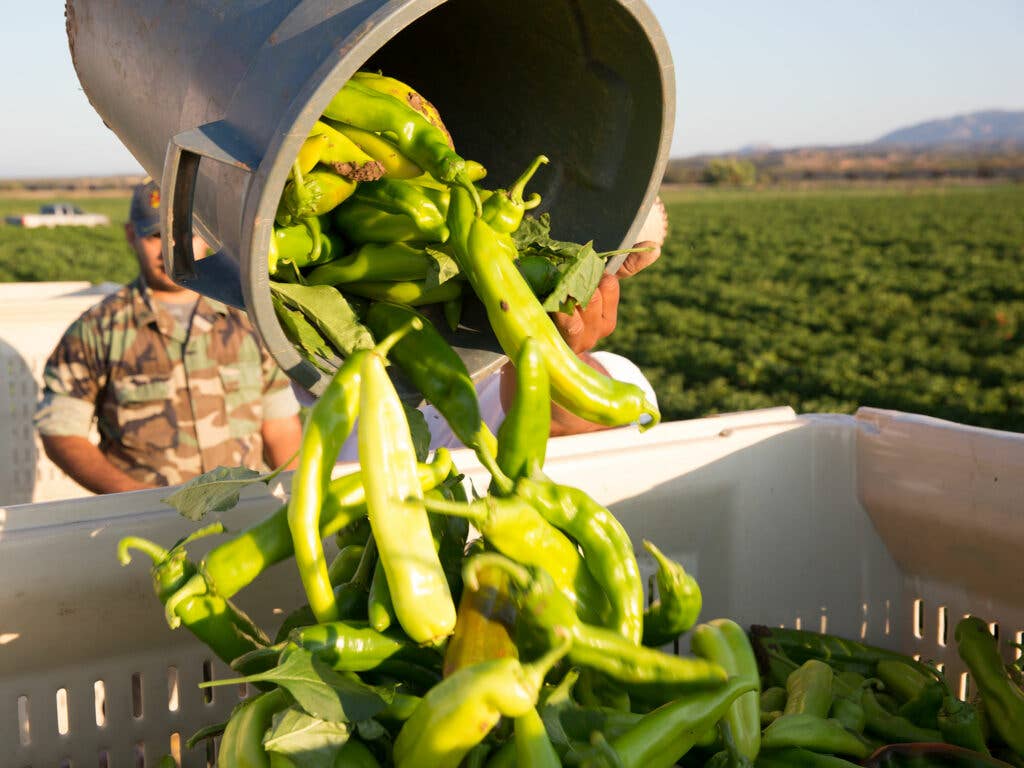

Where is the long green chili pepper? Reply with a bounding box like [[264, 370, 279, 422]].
[[749, 625, 939, 681], [446, 185, 660, 429], [691, 619, 762, 760], [350, 178, 449, 241], [956, 616, 1024, 757], [343, 278, 462, 307], [514, 478, 644, 644], [307, 119, 386, 181], [117, 525, 269, 668], [494, 336, 550, 485], [364, 302, 508, 491], [937, 686, 990, 755], [350, 70, 453, 144], [471, 554, 726, 693], [306, 242, 435, 285], [761, 687, 788, 713], [877, 658, 936, 705], [327, 120, 425, 179], [327, 543, 364, 586], [286, 620, 439, 672], [514, 706, 561, 768], [194, 452, 450, 602], [392, 631, 571, 768], [706, 721, 755, 768], [268, 216, 341, 276], [217, 687, 291, 768], [277, 167, 357, 223], [481, 155, 547, 234], [322, 79, 481, 212], [287, 323, 417, 624], [367, 559, 396, 632], [358, 319, 456, 646], [830, 670, 870, 734], [761, 713, 872, 758], [589, 676, 757, 768], [641, 540, 703, 647], [333, 200, 444, 244], [784, 660, 835, 718], [418, 492, 608, 624], [861, 686, 943, 743]]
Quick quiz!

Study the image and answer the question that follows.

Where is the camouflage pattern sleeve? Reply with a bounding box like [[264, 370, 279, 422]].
[[259, 345, 300, 421], [34, 314, 107, 437]]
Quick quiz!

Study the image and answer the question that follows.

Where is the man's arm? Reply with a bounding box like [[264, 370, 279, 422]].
[[261, 414, 303, 470], [40, 435, 153, 494]]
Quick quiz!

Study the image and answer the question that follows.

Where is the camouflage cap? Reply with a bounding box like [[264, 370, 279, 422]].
[[129, 178, 162, 237]]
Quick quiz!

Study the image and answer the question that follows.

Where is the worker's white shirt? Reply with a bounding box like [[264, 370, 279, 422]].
[[292, 351, 658, 463]]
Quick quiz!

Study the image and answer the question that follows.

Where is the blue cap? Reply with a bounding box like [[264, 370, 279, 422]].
[[129, 178, 162, 237]]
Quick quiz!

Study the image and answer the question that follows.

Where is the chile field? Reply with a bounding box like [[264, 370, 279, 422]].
[[604, 183, 1024, 432], [2, 183, 1023, 432]]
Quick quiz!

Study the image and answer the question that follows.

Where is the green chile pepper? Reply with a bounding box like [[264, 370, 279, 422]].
[[446, 185, 660, 430], [277, 167, 357, 223], [217, 688, 291, 768], [306, 242, 435, 285], [474, 554, 727, 693], [755, 747, 862, 767], [785, 660, 835, 718], [342, 278, 462, 307], [323, 79, 480, 210], [514, 478, 644, 644], [392, 634, 571, 768], [495, 337, 550, 484], [691, 619, 762, 760], [367, 558, 396, 632], [761, 713, 872, 758], [762, 687, 788, 712], [514, 706, 561, 768], [481, 155, 547, 234], [333, 200, 443, 244], [419, 492, 608, 624], [641, 540, 703, 647], [350, 178, 449, 241], [357, 320, 456, 645], [307, 119, 385, 181], [956, 617, 1024, 757], [117, 525, 269, 668], [287, 620, 439, 672], [327, 543, 364, 586], [861, 686, 943, 743]]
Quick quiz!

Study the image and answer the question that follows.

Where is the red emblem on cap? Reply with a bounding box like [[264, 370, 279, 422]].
[[149, 188, 160, 209]]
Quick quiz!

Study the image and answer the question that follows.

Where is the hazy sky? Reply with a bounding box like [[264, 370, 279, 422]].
[[1, 1, 1021, 178]]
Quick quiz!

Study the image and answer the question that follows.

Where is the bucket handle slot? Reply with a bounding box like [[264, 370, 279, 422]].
[[161, 121, 260, 283]]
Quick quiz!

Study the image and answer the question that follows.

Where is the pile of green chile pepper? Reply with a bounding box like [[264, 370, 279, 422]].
[[119, 71, 1021, 768]]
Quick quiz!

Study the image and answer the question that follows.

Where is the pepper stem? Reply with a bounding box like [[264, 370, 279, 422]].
[[164, 573, 210, 629], [463, 552, 531, 594], [117, 536, 169, 566], [523, 626, 573, 689], [638, 399, 661, 432], [415, 495, 487, 525], [508, 155, 549, 207]]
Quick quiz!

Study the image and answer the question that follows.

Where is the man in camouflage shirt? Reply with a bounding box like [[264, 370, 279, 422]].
[[35, 180, 303, 493]]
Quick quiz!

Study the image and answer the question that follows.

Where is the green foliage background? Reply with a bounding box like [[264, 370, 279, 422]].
[[603, 183, 1024, 432], [3, 185, 1023, 432], [0, 195, 138, 283]]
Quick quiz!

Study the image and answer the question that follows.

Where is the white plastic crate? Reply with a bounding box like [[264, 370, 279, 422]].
[[1, 406, 1022, 766]]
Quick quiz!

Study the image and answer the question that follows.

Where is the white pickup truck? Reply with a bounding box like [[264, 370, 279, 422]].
[[5, 202, 111, 229]]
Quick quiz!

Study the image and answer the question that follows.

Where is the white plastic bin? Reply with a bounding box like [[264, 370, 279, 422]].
[[1, 406, 1022, 766]]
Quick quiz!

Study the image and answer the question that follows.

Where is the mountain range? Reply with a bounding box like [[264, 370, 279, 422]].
[[873, 110, 1024, 148]]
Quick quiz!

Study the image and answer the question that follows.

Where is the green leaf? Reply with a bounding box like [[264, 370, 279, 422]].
[[541, 241, 605, 314], [199, 647, 388, 724], [273, 293, 336, 370], [272, 282, 375, 358], [161, 465, 264, 521], [423, 246, 461, 291], [403, 402, 432, 463], [264, 706, 351, 768], [513, 213, 559, 251]]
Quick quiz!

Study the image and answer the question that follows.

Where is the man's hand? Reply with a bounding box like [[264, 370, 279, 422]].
[[261, 413, 303, 470], [41, 435, 154, 494]]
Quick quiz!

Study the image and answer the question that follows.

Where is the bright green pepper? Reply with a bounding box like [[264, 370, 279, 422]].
[[956, 616, 1024, 757], [307, 119, 386, 181], [306, 242, 435, 285], [691, 619, 762, 760], [367, 558, 396, 632], [446, 185, 659, 430], [287, 324, 415, 624], [322, 79, 480, 211], [217, 688, 291, 768], [513, 706, 561, 768], [342, 278, 462, 307], [350, 177, 449, 241], [117, 525, 270, 668], [357, 320, 456, 645], [473, 554, 727, 694], [481, 155, 547, 234], [784, 660, 835, 718], [277, 166, 357, 224], [392, 633, 571, 768], [761, 713, 872, 758], [514, 478, 644, 644], [327, 543, 364, 586], [268, 216, 341, 276], [333, 200, 443, 244], [494, 337, 550, 485], [641, 540, 703, 647], [286, 620, 439, 672], [861, 686, 943, 743]]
